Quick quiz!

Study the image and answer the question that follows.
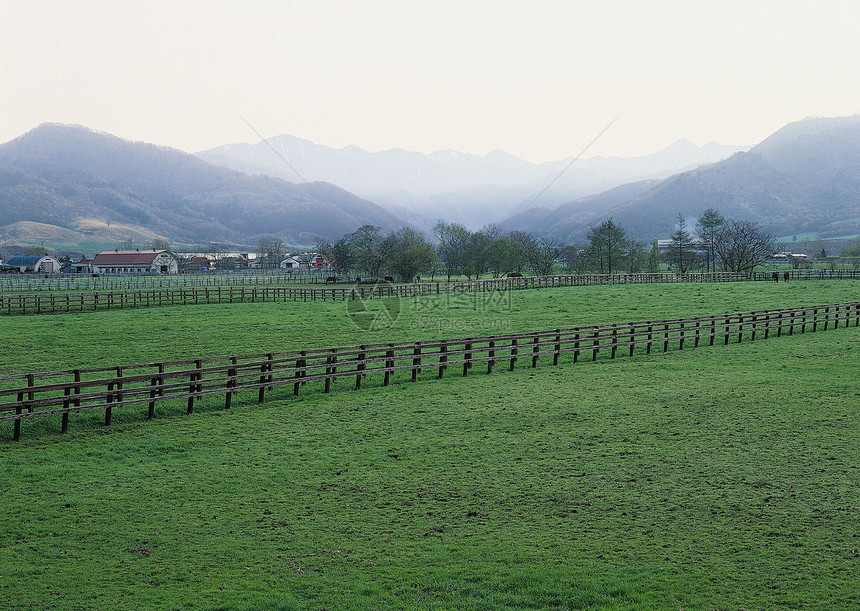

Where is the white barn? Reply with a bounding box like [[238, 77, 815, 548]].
[[91, 249, 179, 275]]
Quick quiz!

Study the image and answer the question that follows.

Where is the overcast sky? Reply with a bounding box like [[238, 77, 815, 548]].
[[2, 0, 859, 163]]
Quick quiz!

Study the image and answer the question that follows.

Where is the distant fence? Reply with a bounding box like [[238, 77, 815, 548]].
[[751, 269, 860, 281], [0, 272, 752, 316], [2, 268, 858, 296], [3, 301, 858, 441], [0, 270, 329, 293]]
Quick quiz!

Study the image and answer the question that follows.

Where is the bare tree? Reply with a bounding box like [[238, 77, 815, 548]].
[[257, 235, 286, 268], [714, 220, 775, 273], [559, 245, 588, 273], [433, 221, 470, 280], [523, 236, 561, 276], [150, 238, 170, 251]]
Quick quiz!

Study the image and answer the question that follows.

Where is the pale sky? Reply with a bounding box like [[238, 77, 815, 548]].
[[2, 0, 859, 163]]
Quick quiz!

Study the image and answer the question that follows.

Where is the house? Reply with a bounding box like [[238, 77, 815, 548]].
[[4, 255, 63, 273], [91, 249, 179, 275], [63, 259, 93, 274], [280, 253, 329, 269]]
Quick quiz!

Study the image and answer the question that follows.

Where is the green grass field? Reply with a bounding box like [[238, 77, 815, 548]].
[[1, 281, 858, 609]]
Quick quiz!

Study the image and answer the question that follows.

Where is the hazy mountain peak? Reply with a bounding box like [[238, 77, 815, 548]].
[[197, 133, 746, 231], [0, 125, 406, 249]]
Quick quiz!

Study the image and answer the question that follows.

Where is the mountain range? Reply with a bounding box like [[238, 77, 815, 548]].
[[1, 117, 859, 253], [507, 115, 860, 243], [197, 135, 746, 231], [0, 124, 403, 250]]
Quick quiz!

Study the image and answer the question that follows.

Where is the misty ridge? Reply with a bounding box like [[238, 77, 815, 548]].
[[197, 135, 746, 232], [1, 115, 860, 252]]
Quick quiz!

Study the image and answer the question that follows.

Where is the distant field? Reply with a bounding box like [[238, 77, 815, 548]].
[[1, 281, 858, 609]]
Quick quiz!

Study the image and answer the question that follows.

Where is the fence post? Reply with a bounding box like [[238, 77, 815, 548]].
[[385, 344, 395, 386], [62, 387, 70, 433], [438, 341, 448, 379], [324, 349, 336, 393], [226, 357, 238, 409], [14, 387, 25, 441], [509, 338, 518, 370], [149, 363, 163, 418], [73, 370, 81, 408], [532, 335, 541, 367], [663, 324, 670, 352], [724, 317, 731, 345], [187, 360, 201, 414], [678, 323, 685, 350], [573, 332, 580, 363], [464, 341, 473, 377], [258, 357, 269, 403], [812, 308, 818, 333], [592, 330, 600, 361], [356, 346, 366, 390], [294, 351, 306, 396], [412, 344, 422, 381], [487, 340, 495, 374]]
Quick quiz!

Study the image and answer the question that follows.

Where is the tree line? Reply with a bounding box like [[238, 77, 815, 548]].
[[308, 208, 774, 281]]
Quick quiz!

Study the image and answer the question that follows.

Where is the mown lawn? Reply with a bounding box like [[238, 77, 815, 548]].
[[1, 281, 858, 609]]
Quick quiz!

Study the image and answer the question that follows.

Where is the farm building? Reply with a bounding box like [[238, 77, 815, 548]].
[[63, 259, 93, 273], [4, 255, 63, 273], [280, 254, 328, 269], [91, 249, 179, 275]]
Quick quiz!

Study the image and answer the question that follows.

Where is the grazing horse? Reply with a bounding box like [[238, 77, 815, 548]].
[[383, 276, 394, 283], [414, 275, 421, 283], [325, 276, 337, 284], [508, 272, 523, 278], [771, 271, 779, 282], [783, 271, 790, 282]]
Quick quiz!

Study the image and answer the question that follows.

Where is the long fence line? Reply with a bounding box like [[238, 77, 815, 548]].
[[2, 301, 858, 441], [0, 273, 753, 316], [0, 270, 328, 293], [1, 268, 859, 295]]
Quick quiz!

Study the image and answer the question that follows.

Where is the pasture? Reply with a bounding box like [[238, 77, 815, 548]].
[[1, 280, 858, 609]]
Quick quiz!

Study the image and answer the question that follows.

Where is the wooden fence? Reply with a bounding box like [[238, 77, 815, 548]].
[[0, 270, 329, 293], [2, 301, 858, 441], [1, 267, 858, 297], [0, 272, 751, 316]]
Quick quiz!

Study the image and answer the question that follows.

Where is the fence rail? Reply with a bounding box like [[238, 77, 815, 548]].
[[0, 270, 329, 293], [1, 267, 858, 297], [3, 301, 858, 441], [0, 273, 754, 316]]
